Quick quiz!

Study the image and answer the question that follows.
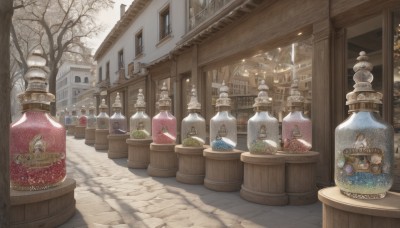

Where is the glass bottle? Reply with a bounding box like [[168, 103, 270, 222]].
[[59, 110, 66, 126], [181, 85, 206, 147], [64, 109, 71, 126], [96, 99, 109, 130], [10, 50, 66, 191], [109, 92, 127, 134], [86, 102, 97, 129], [282, 79, 312, 153], [130, 89, 151, 139], [78, 105, 87, 127], [335, 51, 394, 199], [71, 105, 78, 126], [152, 82, 177, 144], [247, 80, 279, 154], [210, 81, 237, 151]]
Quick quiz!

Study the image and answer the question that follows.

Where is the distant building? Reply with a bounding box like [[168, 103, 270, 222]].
[[56, 62, 93, 113]]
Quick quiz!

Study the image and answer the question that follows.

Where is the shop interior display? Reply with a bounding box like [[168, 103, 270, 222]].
[[181, 85, 206, 147], [78, 105, 87, 127], [210, 81, 237, 151], [109, 92, 127, 134], [130, 89, 151, 139], [247, 80, 279, 154], [10, 50, 66, 191], [152, 82, 177, 144], [86, 102, 97, 129], [335, 51, 394, 199], [97, 99, 109, 130]]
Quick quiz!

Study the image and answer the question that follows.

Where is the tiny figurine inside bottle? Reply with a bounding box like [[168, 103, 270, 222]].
[[282, 78, 312, 153], [130, 89, 151, 139], [96, 99, 109, 130], [181, 85, 206, 147], [78, 105, 87, 127], [335, 51, 394, 199], [210, 81, 237, 151], [10, 50, 66, 191], [152, 82, 177, 144], [86, 102, 97, 129], [247, 80, 279, 154], [109, 92, 127, 134], [71, 105, 78, 126]]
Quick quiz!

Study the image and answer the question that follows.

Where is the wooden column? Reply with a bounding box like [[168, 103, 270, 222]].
[[312, 18, 333, 186]]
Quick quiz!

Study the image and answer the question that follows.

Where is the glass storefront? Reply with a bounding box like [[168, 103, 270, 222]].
[[392, 11, 400, 190]]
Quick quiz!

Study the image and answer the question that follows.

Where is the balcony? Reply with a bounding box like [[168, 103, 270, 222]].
[[189, 0, 231, 30]]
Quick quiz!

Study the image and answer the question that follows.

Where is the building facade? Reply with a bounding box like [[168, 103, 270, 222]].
[[56, 62, 93, 113], [95, 0, 400, 188]]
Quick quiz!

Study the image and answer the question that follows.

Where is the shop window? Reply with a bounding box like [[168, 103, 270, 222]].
[[106, 62, 110, 80], [118, 50, 124, 69], [188, 0, 231, 30], [159, 6, 171, 40], [392, 11, 400, 189], [98, 67, 103, 82], [75, 76, 81, 83], [136, 30, 143, 56], [205, 38, 313, 138], [84, 77, 89, 83]]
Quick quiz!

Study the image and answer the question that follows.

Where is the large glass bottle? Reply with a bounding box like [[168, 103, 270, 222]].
[[152, 82, 177, 144], [130, 89, 151, 139], [282, 79, 312, 153], [78, 105, 87, 127], [86, 102, 97, 129], [64, 109, 71, 126], [247, 80, 279, 154], [335, 51, 394, 199], [96, 99, 109, 130], [109, 92, 127, 134], [210, 81, 237, 151], [10, 50, 66, 191], [71, 105, 78, 126], [181, 85, 206, 147]]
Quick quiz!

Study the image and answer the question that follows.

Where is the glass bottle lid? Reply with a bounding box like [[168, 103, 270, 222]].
[[72, 105, 77, 115], [158, 82, 171, 108], [253, 80, 272, 108], [216, 80, 231, 107], [135, 89, 146, 109], [112, 92, 122, 109], [80, 105, 86, 113], [99, 98, 108, 110], [88, 102, 96, 112], [346, 51, 382, 110], [187, 85, 201, 110], [286, 78, 304, 108]]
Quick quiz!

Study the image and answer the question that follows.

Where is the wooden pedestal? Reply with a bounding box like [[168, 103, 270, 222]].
[[203, 148, 243, 192], [67, 125, 75, 136], [175, 145, 206, 185], [107, 134, 129, 159], [94, 129, 109, 150], [11, 178, 76, 228], [318, 187, 400, 228], [74, 126, 85, 139], [148, 143, 178, 177], [126, 138, 152, 169], [278, 151, 319, 205], [240, 152, 288, 205], [85, 128, 95, 145]]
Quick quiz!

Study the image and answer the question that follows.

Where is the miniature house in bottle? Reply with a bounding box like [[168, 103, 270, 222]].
[[335, 51, 394, 199], [94, 99, 109, 150]]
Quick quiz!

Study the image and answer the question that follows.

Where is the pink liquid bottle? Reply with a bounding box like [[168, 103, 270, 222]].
[[152, 82, 176, 144], [78, 105, 88, 127], [10, 50, 66, 191]]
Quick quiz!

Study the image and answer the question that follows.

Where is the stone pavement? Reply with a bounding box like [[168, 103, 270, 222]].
[[60, 136, 322, 228]]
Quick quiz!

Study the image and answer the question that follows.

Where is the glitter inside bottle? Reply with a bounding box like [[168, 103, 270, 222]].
[[10, 50, 66, 191], [96, 99, 109, 130], [86, 102, 97, 129], [130, 89, 151, 139], [247, 80, 279, 154], [210, 81, 237, 151], [152, 82, 177, 144], [335, 51, 394, 199], [282, 79, 312, 153], [109, 92, 127, 134], [181, 85, 206, 147]]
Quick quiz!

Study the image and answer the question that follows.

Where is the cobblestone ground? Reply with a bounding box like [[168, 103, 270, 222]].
[[60, 136, 322, 228]]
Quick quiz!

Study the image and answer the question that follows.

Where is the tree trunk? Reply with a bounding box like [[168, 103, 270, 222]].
[[49, 68, 58, 116], [0, 0, 14, 226]]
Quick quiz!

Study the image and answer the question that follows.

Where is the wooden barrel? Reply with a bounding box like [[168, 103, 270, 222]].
[[175, 145, 207, 185], [147, 143, 177, 177], [126, 138, 152, 169], [318, 187, 400, 228], [203, 148, 243, 192], [85, 128, 95, 145], [74, 126, 86, 139], [240, 152, 288, 205], [107, 134, 129, 159], [94, 129, 109, 150], [278, 151, 319, 205], [67, 125, 75, 136]]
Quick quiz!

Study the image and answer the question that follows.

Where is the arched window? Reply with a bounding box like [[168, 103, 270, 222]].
[[84, 77, 89, 83], [75, 76, 81, 83]]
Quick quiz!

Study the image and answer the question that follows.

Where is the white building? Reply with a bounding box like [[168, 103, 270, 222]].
[[56, 62, 93, 113]]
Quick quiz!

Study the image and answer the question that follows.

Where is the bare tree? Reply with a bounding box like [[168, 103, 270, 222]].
[[0, 0, 14, 225], [12, 0, 113, 115]]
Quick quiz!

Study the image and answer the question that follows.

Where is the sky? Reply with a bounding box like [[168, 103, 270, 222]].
[[86, 0, 133, 53]]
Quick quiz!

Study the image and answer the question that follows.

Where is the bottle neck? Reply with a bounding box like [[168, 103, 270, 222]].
[[22, 103, 50, 113], [348, 102, 380, 114]]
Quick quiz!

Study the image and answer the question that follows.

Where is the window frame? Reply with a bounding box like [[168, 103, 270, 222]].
[[159, 5, 171, 40], [135, 29, 143, 57], [118, 49, 124, 69]]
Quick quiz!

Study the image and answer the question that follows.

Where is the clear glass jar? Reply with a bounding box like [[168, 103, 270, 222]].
[[210, 107, 237, 151], [109, 108, 127, 134], [86, 105, 97, 129], [248, 108, 279, 154], [152, 109, 177, 144], [181, 110, 206, 147], [282, 110, 312, 152], [96, 111, 109, 129], [130, 110, 151, 139]]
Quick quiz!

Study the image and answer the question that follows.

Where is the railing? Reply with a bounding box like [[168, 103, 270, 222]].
[[189, 0, 231, 30]]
